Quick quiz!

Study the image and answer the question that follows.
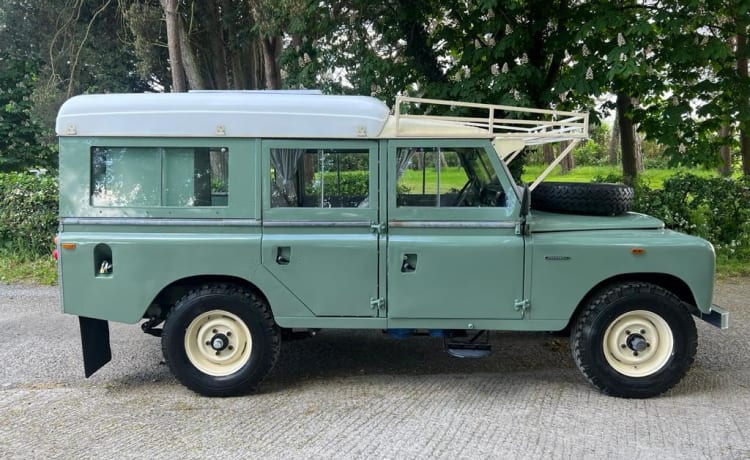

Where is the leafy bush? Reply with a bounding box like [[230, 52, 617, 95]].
[[0, 172, 58, 255], [308, 170, 370, 197], [573, 139, 609, 166], [594, 172, 750, 261]]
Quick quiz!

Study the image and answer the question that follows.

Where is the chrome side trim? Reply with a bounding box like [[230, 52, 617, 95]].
[[263, 220, 372, 228], [696, 304, 730, 330], [388, 220, 517, 229], [61, 217, 260, 227]]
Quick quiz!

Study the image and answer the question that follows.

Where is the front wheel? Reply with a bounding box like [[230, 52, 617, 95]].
[[162, 284, 280, 396], [571, 282, 697, 398]]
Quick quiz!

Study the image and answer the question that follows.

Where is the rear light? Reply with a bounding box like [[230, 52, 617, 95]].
[[52, 249, 59, 260]]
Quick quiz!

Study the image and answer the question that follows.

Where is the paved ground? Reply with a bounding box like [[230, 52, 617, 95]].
[[0, 280, 748, 459]]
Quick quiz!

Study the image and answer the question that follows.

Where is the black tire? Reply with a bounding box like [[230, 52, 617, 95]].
[[571, 282, 697, 398], [531, 182, 634, 216], [162, 283, 280, 397]]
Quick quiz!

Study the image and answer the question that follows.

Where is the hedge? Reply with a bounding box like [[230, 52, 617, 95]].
[[0, 172, 58, 255]]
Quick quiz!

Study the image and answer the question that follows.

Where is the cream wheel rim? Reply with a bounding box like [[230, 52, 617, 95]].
[[184, 309, 252, 376], [602, 310, 673, 377]]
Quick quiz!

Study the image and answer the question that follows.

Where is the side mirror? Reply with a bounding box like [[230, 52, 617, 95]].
[[520, 184, 530, 218]]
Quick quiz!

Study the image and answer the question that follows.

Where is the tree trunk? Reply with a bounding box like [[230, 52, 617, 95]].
[[737, 25, 750, 176], [542, 144, 554, 164], [719, 124, 732, 176], [634, 130, 644, 172], [261, 37, 282, 89], [246, 40, 265, 89], [617, 93, 638, 185], [559, 141, 575, 173], [160, 0, 186, 92], [205, 0, 228, 90], [609, 111, 620, 165], [176, 15, 206, 89]]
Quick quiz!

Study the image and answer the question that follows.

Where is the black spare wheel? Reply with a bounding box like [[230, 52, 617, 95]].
[[531, 182, 634, 216]]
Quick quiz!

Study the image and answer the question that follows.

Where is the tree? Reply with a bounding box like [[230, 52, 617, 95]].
[[0, 0, 152, 152], [0, 56, 54, 172], [140, 0, 306, 92]]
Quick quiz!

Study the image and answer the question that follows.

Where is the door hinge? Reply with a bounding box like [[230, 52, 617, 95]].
[[371, 222, 387, 234], [370, 297, 385, 310], [514, 299, 530, 318]]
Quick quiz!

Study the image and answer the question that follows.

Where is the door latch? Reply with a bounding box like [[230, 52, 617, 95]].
[[370, 297, 385, 310], [370, 222, 386, 234], [514, 299, 530, 318]]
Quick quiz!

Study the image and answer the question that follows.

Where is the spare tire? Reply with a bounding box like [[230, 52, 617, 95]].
[[531, 182, 634, 216]]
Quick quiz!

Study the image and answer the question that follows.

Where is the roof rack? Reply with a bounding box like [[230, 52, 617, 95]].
[[393, 96, 590, 189]]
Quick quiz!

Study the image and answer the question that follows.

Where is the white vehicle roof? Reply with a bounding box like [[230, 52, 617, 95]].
[[56, 91, 392, 139]]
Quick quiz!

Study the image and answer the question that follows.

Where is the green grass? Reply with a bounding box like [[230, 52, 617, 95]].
[[0, 251, 58, 285], [715, 256, 750, 278], [399, 167, 468, 193], [521, 164, 722, 189]]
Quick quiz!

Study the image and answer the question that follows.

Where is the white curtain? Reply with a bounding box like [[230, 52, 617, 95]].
[[270, 148, 304, 206]]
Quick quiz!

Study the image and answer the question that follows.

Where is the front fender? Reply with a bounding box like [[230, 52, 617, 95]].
[[527, 229, 715, 320]]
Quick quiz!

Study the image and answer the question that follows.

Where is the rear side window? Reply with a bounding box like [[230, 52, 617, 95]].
[[270, 148, 369, 208], [90, 147, 229, 207]]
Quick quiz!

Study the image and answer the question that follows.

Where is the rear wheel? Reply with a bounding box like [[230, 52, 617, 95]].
[[162, 284, 280, 396], [571, 282, 697, 398]]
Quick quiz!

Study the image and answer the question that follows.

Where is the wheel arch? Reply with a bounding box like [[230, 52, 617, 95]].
[[146, 275, 270, 320], [566, 273, 699, 330]]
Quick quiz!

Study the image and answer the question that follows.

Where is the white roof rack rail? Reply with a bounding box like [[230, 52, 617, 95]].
[[394, 96, 590, 189]]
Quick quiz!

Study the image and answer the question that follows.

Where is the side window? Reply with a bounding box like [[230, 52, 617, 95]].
[[396, 146, 505, 207], [91, 146, 229, 207], [270, 148, 369, 208]]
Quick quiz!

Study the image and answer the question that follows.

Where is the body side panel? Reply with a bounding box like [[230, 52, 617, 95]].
[[528, 229, 715, 321]]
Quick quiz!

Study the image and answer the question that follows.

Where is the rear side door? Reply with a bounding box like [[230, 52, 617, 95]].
[[261, 140, 380, 317], [386, 139, 525, 320]]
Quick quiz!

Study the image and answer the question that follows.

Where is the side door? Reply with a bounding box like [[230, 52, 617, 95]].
[[386, 139, 525, 320], [261, 140, 380, 317]]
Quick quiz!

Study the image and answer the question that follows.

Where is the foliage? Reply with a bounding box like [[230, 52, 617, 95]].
[[563, 1, 750, 170], [633, 174, 750, 261], [592, 172, 750, 262], [0, 56, 56, 172], [309, 171, 370, 198], [0, 172, 58, 255]]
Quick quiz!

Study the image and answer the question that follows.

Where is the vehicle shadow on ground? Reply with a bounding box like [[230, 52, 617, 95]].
[[265, 330, 576, 391], [103, 329, 577, 394]]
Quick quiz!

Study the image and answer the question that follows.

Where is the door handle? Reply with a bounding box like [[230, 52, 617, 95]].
[[276, 246, 290, 265], [401, 253, 417, 273]]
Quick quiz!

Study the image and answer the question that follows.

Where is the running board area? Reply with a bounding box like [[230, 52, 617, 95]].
[[444, 330, 491, 358]]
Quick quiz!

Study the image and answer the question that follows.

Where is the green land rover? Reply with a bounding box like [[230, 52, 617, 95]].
[[55, 91, 728, 398]]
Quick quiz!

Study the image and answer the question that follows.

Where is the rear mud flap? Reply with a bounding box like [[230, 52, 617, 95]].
[[79, 316, 112, 377]]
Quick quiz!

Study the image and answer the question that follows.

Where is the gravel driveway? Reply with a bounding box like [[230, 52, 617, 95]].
[[1, 280, 748, 459]]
